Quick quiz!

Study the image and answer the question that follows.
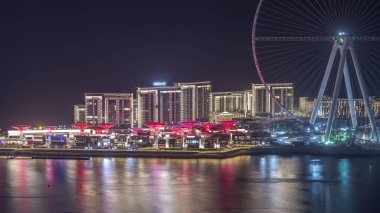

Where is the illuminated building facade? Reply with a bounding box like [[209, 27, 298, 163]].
[[137, 88, 157, 127], [85, 93, 133, 126], [243, 90, 253, 117], [174, 81, 212, 121], [103, 93, 133, 125], [137, 86, 181, 127], [159, 88, 181, 124], [252, 83, 294, 116], [85, 94, 103, 124], [133, 99, 138, 127], [74, 104, 86, 123], [299, 97, 316, 116], [319, 98, 380, 118], [210, 111, 246, 122], [137, 81, 212, 126], [210, 90, 252, 117]]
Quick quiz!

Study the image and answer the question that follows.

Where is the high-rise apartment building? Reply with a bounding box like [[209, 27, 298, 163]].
[[137, 86, 181, 127], [74, 104, 86, 123], [103, 93, 133, 125], [137, 81, 212, 126], [159, 88, 181, 124], [85, 93, 133, 126], [252, 83, 294, 116], [137, 88, 158, 127], [85, 94, 103, 124], [174, 81, 212, 121]]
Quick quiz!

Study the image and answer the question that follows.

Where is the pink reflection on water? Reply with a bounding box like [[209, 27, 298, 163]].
[[44, 159, 55, 184], [219, 159, 237, 209]]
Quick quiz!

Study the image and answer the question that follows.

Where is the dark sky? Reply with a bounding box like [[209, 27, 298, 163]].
[[0, 0, 260, 129]]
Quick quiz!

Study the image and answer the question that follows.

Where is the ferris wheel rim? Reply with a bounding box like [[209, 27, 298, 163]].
[[252, 0, 304, 122]]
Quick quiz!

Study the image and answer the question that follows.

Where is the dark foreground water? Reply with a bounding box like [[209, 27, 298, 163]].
[[0, 156, 380, 213]]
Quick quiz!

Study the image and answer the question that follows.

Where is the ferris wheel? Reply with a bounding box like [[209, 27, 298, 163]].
[[252, 0, 380, 142]]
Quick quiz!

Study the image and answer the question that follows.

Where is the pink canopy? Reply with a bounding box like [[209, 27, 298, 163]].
[[98, 123, 116, 133], [73, 122, 90, 134]]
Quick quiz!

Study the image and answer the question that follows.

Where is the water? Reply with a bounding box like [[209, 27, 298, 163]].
[[0, 156, 380, 213]]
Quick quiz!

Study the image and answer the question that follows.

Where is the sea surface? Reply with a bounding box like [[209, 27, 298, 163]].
[[0, 155, 380, 213]]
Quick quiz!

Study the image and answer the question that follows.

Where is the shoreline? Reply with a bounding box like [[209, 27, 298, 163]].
[[2, 146, 380, 159], [0, 148, 249, 159]]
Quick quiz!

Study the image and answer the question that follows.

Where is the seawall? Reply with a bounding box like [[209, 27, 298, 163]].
[[1, 146, 380, 159]]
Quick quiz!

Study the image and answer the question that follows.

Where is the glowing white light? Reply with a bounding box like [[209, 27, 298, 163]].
[[153, 82, 167, 86]]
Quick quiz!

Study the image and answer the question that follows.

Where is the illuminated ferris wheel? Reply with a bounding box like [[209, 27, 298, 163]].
[[252, 0, 380, 142]]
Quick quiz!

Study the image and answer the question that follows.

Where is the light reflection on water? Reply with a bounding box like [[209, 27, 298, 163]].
[[0, 156, 379, 213]]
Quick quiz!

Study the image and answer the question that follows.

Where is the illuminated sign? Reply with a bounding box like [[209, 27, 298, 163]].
[[153, 82, 167, 86], [233, 135, 250, 142]]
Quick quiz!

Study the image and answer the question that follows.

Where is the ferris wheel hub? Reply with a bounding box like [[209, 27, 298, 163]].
[[337, 32, 348, 45]]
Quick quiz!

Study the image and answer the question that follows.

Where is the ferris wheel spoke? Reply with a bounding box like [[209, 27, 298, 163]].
[[360, 17, 380, 34], [354, 58, 380, 94], [264, 2, 327, 34], [254, 36, 380, 41], [255, 41, 320, 48], [351, 43, 380, 96], [257, 43, 327, 61], [353, 37, 380, 41], [262, 1, 324, 33], [255, 41, 324, 53], [323, 0, 338, 28], [293, 0, 323, 30], [345, 3, 356, 25], [354, 43, 380, 60], [257, 42, 332, 82], [254, 37, 334, 41], [350, 0, 367, 25], [357, 1, 380, 29], [255, 11, 324, 35], [291, 0, 327, 30], [257, 44, 323, 66], [255, 22, 322, 36], [259, 46, 330, 82]]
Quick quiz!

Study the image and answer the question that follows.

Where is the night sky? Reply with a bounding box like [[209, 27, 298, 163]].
[[0, 0, 259, 129]]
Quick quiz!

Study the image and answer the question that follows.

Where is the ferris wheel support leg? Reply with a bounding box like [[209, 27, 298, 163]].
[[343, 60, 357, 129], [310, 41, 339, 126], [350, 47, 379, 142], [324, 37, 349, 142]]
